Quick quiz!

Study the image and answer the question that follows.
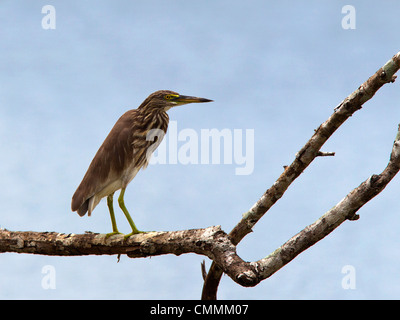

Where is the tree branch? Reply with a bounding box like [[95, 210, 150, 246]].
[[0, 226, 259, 287], [201, 51, 400, 299], [255, 124, 400, 280], [0, 227, 224, 258]]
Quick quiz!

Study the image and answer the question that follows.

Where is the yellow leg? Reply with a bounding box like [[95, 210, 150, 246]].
[[118, 188, 143, 239], [105, 193, 122, 238]]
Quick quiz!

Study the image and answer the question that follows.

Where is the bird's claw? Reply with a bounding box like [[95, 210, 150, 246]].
[[123, 230, 145, 240], [105, 230, 145, 240], [105, 231, 123, 239]]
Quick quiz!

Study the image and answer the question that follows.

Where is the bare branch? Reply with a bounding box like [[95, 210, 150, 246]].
[[255, 124, 400, 280], [0, 226, 254, 286], [231, 52, 400, 246], [0, 227, 223, 258]]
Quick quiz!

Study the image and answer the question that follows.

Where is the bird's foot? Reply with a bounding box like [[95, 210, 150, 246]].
[[124, 230, 145, 240], [105, 231, 123, 239]]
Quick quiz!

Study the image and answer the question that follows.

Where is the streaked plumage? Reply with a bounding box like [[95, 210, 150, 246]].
[[71, 90, 212, 238]]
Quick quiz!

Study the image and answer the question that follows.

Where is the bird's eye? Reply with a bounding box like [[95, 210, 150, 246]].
[[164, 94, 178, 100]]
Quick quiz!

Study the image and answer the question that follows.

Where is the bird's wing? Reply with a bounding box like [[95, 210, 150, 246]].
[[71, 110, 136, 214]]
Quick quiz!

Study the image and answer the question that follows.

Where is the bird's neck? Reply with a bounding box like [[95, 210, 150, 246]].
[[137, 107, 169, 132]]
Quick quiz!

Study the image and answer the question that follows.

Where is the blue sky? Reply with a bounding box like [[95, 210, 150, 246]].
[[1, 1, 400, 299]]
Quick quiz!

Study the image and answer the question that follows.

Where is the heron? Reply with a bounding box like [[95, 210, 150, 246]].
[[71, 90, 213, 238]]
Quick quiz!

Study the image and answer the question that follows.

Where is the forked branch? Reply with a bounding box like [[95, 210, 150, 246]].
[[201, 51, 400, 299]]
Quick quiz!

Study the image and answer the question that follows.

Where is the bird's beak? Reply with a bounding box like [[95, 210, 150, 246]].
[[174, 95, 213, 104]]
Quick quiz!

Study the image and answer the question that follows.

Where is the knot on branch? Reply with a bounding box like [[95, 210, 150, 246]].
[[236, 271, 259, 287]]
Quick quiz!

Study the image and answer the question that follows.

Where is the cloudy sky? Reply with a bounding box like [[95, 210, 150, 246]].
[[1, 1, 400, 299]]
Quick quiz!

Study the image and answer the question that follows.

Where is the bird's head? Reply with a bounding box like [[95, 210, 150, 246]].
[[139, 90, 213, 111]]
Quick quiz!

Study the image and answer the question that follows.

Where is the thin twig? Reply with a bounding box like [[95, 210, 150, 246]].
[[316, 151, 335, 157]]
